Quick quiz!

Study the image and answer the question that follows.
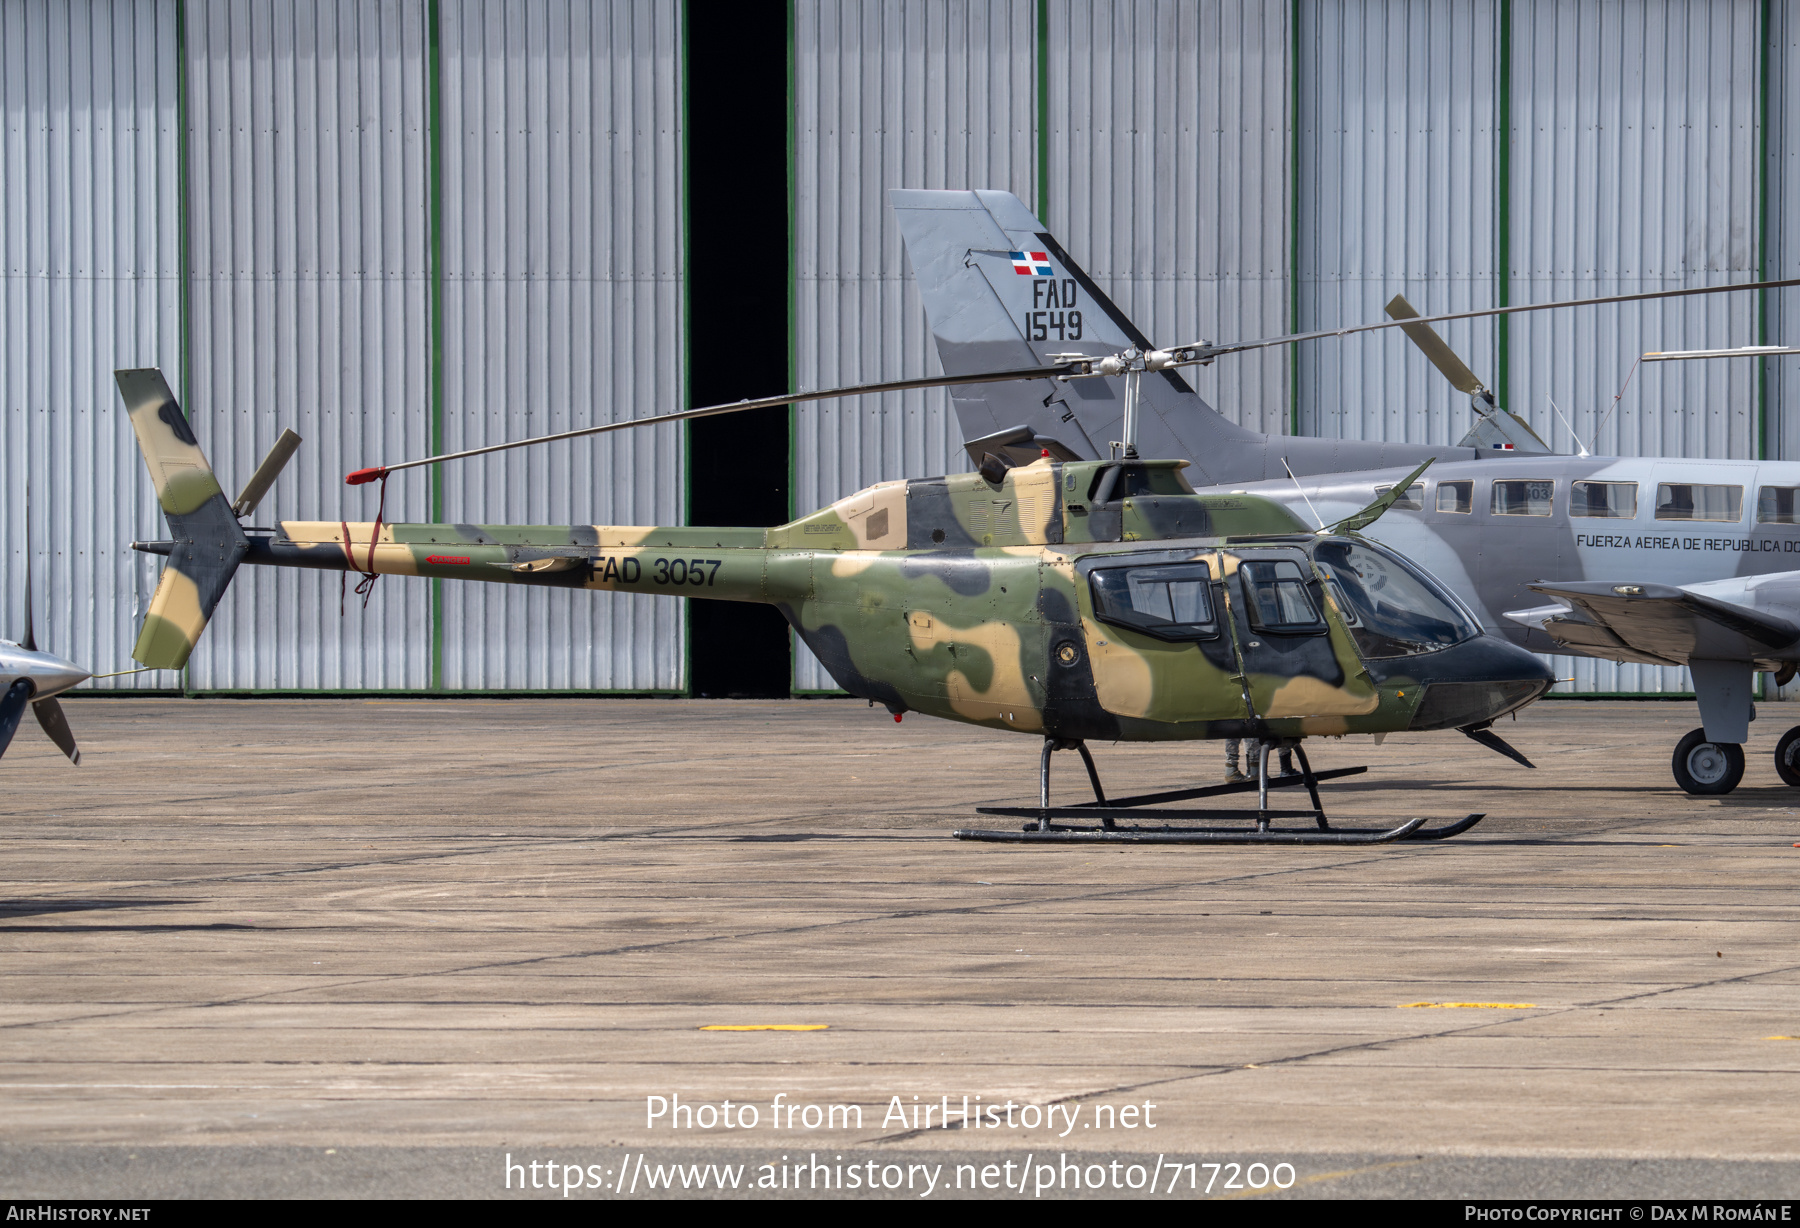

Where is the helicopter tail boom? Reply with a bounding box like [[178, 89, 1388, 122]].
[[257, 520, 791, 603]]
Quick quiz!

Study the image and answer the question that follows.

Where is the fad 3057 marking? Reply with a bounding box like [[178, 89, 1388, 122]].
[[591, 556, 723, 585]]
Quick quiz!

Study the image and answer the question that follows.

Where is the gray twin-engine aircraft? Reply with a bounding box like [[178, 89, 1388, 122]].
[[893, 189, 1800, 796]]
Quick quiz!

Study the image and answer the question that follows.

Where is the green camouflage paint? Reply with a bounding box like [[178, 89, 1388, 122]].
[[120, 373, 1549, 742]]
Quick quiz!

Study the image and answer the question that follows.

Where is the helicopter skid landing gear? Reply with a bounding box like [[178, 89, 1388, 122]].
[[955, 738, 1484, 845]]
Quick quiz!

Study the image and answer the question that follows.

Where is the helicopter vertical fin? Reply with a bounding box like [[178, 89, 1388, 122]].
[[116, 369, 249, 669], [889, 189, 1264, 483]]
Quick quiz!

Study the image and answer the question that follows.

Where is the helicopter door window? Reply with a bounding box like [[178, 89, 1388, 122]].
[[1655, 483, 1742, 522], [1491, 479, 1554, 516], [1237, 559, 1325, 633], [1570, 481, 1638, 519], [1435, 480, 1472, 514], [1758, 486, 1800, 524], [1373, 483, 1423, 510], [1089, 562, 1218, 642]]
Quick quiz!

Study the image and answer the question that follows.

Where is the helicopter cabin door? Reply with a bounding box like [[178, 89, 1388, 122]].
[[1078, 551, 1247, 725], [1217, 548, 1374, 719]]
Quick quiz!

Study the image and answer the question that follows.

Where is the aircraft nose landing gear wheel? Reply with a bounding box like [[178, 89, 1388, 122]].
[[1774, 726, 1800, 787], [1671, 728, 1745, 795]]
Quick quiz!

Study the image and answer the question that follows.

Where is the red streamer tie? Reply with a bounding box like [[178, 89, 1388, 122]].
[[339, 470, 389, 614]]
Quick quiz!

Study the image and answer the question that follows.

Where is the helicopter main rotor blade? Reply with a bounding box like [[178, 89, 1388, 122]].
[[1168, 275, 1800, 367], [347, 361, 1084, 484], [32, 696, 80, 765], [1384, 294, 1487, 395], [345, 274, 1800, 485]]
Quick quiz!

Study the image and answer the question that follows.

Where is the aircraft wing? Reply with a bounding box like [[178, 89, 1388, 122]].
[[1521, 580, 1800, 667]]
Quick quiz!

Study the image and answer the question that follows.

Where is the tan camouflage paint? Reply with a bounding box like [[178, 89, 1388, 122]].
[[124, 380, 1475, 739], [269, 485, 1411, 739], [118, 369, 246, 669]]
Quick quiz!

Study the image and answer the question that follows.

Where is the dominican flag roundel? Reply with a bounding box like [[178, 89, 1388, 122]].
[[1010, 251, 1053, 276]]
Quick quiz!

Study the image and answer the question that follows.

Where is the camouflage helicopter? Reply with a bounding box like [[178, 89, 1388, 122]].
[[117, 364, 1553, 845]]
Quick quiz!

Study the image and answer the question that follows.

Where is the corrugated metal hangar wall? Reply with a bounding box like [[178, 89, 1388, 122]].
[[4, 0, 1796, 697]]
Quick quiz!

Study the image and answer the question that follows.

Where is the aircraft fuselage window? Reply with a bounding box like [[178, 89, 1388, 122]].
[[1090, 561, 1218, 642], [1757, 486, 1800, 524], [1311, 540, 1479, 658], [1492, 480, 1554, 516], [1374, 483, 1424, 511], [1570, 481, 1638, 519], [1655, 483, 1742, 522], [1237, 559, 1325, 633], [1435, 480, 1472, 514]]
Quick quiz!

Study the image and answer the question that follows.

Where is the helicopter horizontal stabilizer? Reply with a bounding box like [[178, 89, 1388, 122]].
[[116, 369, 249, 669]]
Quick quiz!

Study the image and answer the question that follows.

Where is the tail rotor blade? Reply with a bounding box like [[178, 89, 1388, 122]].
[[1460, 722, 1536, 769], [231, 428, 303, 519], [1384, 295, 1489, 396], [32, 697, 80, 765], [0, 678, 30, 761]]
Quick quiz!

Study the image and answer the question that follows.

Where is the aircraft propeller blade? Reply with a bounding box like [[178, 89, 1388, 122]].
[[232, 428, 303, 518], [344, 274, 1800, 482], [1460, 722, 1536, 769], [32, 697, 80, 765], [1383, 294, 1487, 395], [0, 678, 31, 761]]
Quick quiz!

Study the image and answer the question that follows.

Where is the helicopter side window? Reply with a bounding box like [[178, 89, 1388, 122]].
[[1435, 480, 1472, 514], [1312, 540, 1479, 658], [1570, 481, 1638, 519], [1237, 559, 1325, 633], [1089, 562, 1218, 642], [1656, 483, 1742, 522], [1492, 479, 1554, 516], [1373, 483, 1423, 511], [1758, 486, 1800, 524]]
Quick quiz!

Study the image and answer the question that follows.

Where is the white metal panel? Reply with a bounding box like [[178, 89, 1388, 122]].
[[437, 0, 683, 691], [1045, 0, 1291, 436], [1, 0, 181, 690], [1762, 0, 1798, 700], [1295, 0, 1500, 445], [1768, 0, 1800, 463], [792, 0, 1035, 691], [184, 0, 434, 689], [1510, 0, 1761, 695]]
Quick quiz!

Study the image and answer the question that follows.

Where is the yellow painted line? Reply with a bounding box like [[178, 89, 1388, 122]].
[[1398, 1001, 1537, 1010], [1210, 1158, 1422, 1200], [1764, 1035, 1797, 1041], [699, 1025, 828, 1032]]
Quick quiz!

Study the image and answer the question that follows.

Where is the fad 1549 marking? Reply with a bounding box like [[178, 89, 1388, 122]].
[[1023, 278, 1082, 343]]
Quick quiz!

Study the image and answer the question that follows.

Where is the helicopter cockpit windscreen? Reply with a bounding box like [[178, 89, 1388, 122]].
[[1311, 540, 1479, 658]]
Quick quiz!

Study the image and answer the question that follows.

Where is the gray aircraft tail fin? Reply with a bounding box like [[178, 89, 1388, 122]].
[[890, 189, 1264, 482]]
